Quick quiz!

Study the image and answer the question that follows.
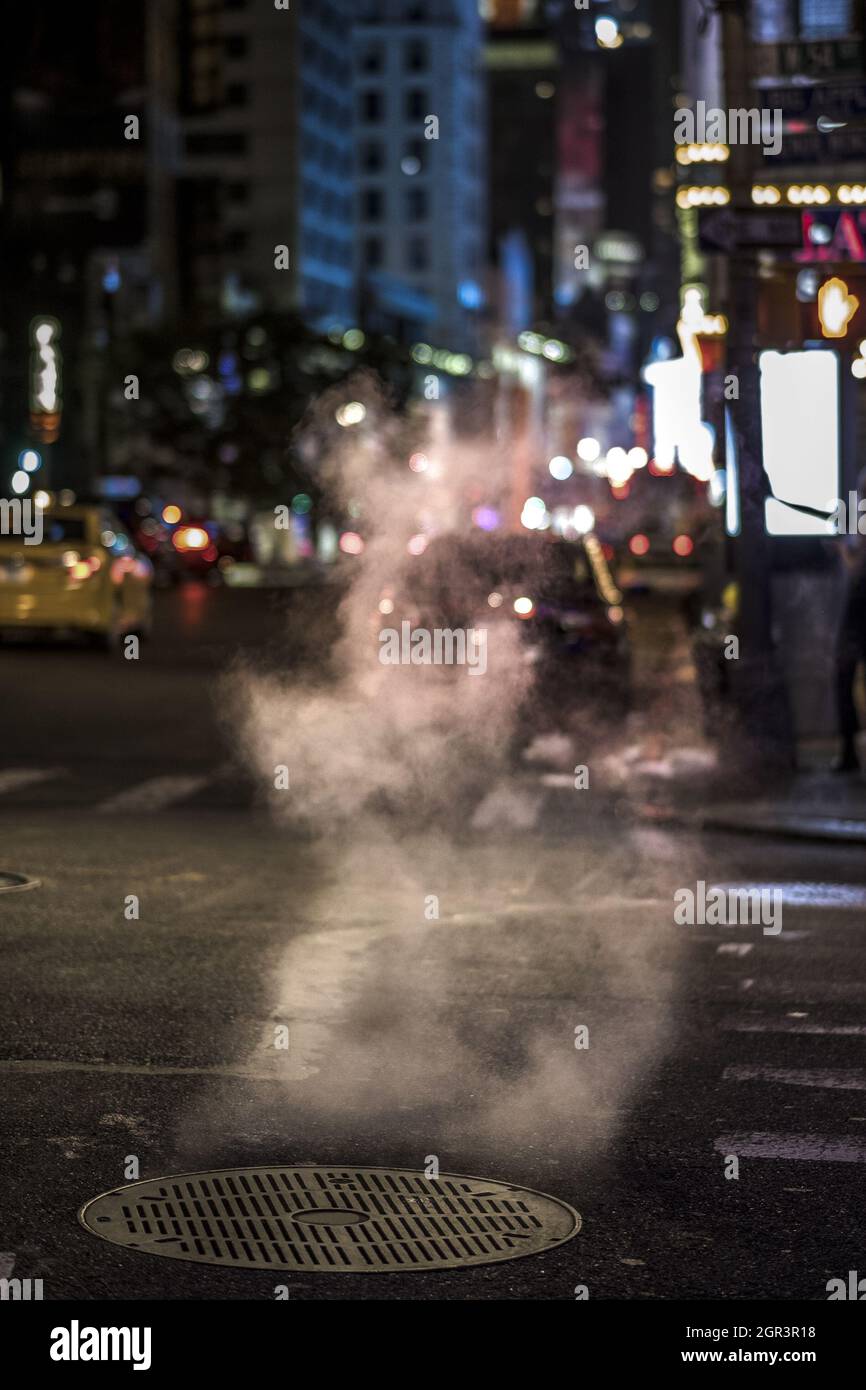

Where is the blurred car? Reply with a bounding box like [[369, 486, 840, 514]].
[[140, 515, 251, 585], [0, 504, 153, 650], [617, 528, 700, 595], [167, 521, 219, 581], [377, 531, 631, 724]]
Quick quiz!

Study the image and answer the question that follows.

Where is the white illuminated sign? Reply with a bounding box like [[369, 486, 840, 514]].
[[644, 288, 716, 480], [759, 349, 839, 535]]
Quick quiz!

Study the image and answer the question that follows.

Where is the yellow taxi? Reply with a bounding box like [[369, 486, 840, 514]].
[[0, 502, 153, 650]]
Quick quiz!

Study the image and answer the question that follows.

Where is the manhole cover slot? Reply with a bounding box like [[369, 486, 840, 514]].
[[0, 871, 40, 894], [79, 1165, 580, 1272]]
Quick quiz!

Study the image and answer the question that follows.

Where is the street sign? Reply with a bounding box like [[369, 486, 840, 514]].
[[754, 38, 864, 83], [698, 207, 802, 254], [753, 73, 866, 164]]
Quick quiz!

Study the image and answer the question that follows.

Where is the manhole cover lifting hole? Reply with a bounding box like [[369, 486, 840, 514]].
[[0, 872, 40, 893], [79, 1165, 581, 1273]]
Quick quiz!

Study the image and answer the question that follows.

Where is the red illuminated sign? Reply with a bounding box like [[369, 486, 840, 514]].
[[797, 210, 866, 263]]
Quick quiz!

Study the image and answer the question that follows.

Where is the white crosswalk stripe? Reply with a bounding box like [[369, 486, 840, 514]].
[[718, 881, 866, 910], [714, 885, 866, 1164], [97, 775, 213, 813], [0, 767, 65, 794], [722, 1018, 866, 1035], [723, 1065, 866, 1090], [714, 1133, 866, 1163]]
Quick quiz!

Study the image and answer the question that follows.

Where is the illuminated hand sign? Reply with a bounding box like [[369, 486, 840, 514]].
[[818, 276, 859, 339]]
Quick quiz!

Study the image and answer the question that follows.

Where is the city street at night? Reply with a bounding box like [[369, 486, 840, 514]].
[[4, 0, 866, 1363], [3, 584, 866, 1308]]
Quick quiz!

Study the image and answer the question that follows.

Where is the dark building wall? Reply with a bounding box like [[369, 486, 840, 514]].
[[0, 3, 151, 484], [487, 40, 557, 321], [603, 47, 654, 252]]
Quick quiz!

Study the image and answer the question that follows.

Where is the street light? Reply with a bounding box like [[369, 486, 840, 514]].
[[548, 456, 573, 481], [521, 497, 549, 531], [577, 436, 601, 464], [595, 17, 623, 49], [336, 402, 366, 427]]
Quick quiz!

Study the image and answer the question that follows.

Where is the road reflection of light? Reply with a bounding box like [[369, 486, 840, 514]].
[[720, 883, 866, 909], [188, 828, 688, 1162], [179, 580, 210, 630]]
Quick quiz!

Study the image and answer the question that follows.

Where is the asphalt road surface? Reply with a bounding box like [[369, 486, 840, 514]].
[[2, 585, 866, 1300]]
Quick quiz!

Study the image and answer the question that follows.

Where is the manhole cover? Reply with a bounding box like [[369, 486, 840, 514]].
[[0, 871, 40, 893], [79, 1165, 580, 1272]]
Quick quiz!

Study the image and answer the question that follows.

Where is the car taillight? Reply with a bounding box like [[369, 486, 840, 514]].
[[173, 526, 210, 552], [65, 553, 102, 580], [110, 555, 139, 584]]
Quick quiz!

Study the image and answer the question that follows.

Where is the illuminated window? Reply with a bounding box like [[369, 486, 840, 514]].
[[800, 0, 852, 39]]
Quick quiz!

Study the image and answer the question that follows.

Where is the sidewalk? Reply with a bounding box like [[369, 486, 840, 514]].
[[222, 561, 339, 588], [635, 739, 866, 846]]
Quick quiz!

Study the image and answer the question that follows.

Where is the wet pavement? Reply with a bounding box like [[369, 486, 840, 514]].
[[2, 586, 866, 1300]]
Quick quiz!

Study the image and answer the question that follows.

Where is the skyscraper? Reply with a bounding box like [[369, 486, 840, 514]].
[[485, 1, 559, 327], [0, 1, 152, 486], [177, 0, 356, 329], [353, 0, 488, 350]]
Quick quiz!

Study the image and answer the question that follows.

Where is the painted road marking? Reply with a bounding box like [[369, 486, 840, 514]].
[[0, 768, 65, 794], [724, 1065, 866, 1090], [718, 882, 866, 909], [471, 785, 542, 830], [714, 1133, 866, 1162], [0, 1058, 311, 1082], [722, 1018, 866, 1035], [98, 775, 211, 813]]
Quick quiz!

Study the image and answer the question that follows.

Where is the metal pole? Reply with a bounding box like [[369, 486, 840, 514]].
[[718, 0, 795, 770]]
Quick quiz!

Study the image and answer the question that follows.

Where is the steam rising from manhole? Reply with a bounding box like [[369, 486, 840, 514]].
[[79, 1165, 580, 1272]]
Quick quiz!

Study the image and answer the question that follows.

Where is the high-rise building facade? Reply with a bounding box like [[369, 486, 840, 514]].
[[485, 3, 559, 328], [178, 0, 356, 329], [0, 1, 154, 487], [750, 0, 856, 41], [353, 0, 488, 350]]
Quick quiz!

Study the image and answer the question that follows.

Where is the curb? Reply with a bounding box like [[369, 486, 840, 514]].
[[635, 801, 866, 846]]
